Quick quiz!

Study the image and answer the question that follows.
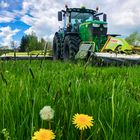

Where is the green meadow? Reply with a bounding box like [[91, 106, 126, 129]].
[[0, 60, 140, 140]]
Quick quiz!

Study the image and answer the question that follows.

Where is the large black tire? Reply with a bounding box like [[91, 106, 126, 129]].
[[53, 33, 61, 60], [63, 35, 81, 60]]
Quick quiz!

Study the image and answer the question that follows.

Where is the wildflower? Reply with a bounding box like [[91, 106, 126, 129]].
[[40, 106, 54, 121], [72, 113, 93, 130], [32, 129, 55, 140], [5, 70, 9, 73], [1, 128, 10, 139]]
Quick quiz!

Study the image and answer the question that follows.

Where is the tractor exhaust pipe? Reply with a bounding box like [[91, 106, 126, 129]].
[[103, 14, 107, 22]]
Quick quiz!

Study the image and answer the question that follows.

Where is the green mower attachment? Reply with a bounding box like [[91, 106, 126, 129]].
[[76, 37, 140, 65]]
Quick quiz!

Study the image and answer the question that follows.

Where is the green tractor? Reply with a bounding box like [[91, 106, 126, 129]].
[[53, 5, 137, 63], [53, 6, 107, 60]]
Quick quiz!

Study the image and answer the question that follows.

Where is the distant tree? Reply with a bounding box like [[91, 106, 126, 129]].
[[125, 32, 140, 45], [19, 35, 29, 52], [28, 33, 38, 51], [45, 41, 52, 51], [39, 38, 46, 50], [10, 41, 18, 50]]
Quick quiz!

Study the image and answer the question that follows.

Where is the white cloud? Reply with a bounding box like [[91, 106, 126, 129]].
[[0, 1, 9, 8], [0, 1, 32, 24], [21, 15, 36, 26], [108, 0, 140, 26], [0, 26, 20, 47], [22, 0, 63, 40], [22, 1, 33, 14], [0, 16, 13, 23], [22, 1, 31, 11], [106, 0, 140, 35], [0, 10, 17, 23]]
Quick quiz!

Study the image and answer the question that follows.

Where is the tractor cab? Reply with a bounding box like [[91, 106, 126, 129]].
[[58, 6, 107, 35], [58, 6, 108, 51]]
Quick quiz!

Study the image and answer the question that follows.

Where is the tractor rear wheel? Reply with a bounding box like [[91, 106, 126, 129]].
[[63, 35, 81, 60], [53, 33, 61, 60]]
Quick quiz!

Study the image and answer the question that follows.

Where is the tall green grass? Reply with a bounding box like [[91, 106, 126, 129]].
[[0, 60, 140, 140]]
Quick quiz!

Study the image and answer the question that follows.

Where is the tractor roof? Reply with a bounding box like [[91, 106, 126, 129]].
[[66, 8, 96, 14]]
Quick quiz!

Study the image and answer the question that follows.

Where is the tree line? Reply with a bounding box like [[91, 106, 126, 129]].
[[125, 32, 140, 46], [19, 32, 47, 52]]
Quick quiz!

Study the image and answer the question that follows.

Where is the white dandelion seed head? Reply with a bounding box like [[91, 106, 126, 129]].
[[40, 106, 54, 121]]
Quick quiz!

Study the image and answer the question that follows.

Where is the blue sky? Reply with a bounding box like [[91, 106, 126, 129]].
[[0, 0, 140, 48], [0, 0, 30, 47]]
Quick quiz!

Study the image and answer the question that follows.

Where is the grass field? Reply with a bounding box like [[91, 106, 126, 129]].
[[0, 60, 140, 140]]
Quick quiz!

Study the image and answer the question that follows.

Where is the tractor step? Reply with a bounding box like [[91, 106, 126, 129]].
[[75, 43, 95, 59]]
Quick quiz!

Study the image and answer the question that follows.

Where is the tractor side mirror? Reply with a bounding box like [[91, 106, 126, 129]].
[[103, 14, 107, 22], [58, 11, 62, 21]]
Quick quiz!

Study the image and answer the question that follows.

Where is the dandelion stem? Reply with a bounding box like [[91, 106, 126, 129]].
[[80, 130, 83, 140], [49, 120, 51, 129]]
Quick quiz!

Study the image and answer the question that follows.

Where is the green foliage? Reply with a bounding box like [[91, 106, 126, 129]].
[[19, 32, 46, 52], [125, 32, 140, 45], [19, 35, 29, 52], [0, 61, 140, 140]]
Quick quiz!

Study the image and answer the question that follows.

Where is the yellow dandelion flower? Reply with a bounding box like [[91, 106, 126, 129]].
[[32, 129, 55, 140], [72, 113, 93, 130]]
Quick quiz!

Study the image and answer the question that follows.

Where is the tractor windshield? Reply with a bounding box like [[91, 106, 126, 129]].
[[70, 12, 93, 25]]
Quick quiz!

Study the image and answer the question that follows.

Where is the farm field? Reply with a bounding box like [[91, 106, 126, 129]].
[[0, 60, 140, 140]]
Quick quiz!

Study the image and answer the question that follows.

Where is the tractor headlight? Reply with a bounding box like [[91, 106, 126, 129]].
[[103, 24, 107, 28], [92, 23, 100, 27]]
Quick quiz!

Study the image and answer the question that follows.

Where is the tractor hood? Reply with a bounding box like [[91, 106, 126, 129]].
[[79, 20, 108, 42], [80, 20, 107, 27], [80, 20, 108, 34]]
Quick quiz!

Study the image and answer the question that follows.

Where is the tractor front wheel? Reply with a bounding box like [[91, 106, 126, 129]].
[[63, 35, 81, 60], [53, 33, 61, 60]]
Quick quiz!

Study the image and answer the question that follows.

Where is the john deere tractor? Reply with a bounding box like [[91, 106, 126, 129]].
[[53, 6, 140, 63]]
